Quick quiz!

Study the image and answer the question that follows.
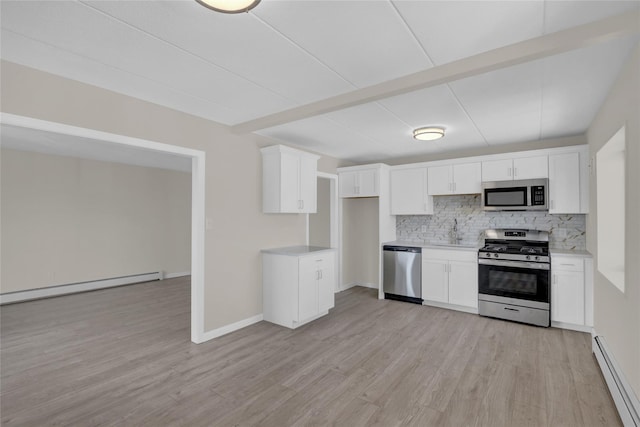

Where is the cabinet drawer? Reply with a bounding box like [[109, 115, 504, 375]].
[[552, 257, 584, 272]]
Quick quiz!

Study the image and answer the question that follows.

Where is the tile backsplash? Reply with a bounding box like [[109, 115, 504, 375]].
[[396, 195, 586, 250]]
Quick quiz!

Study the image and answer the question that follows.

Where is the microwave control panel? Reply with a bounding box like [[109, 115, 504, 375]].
[[531, 186, 546, 205]]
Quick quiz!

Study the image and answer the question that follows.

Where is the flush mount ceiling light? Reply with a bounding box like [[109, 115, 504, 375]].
[[195, 0, 261, 14], [413, 127, 445, 141]]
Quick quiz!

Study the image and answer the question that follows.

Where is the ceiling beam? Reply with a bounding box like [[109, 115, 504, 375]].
[[231, 10, 640, 134]]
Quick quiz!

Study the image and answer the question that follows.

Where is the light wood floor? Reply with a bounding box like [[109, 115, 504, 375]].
[[1, 278, 620, 426]]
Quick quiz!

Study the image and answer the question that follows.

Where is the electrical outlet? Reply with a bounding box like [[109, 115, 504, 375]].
[[420, 225, 427, 233]]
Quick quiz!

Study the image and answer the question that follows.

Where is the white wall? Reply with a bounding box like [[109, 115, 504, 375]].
[[342, 197, 379, 287], [309, 177, 331, 248], [587, 44, 639, 396], [0, 60, 344, 332], [1, 148, 191, 293]]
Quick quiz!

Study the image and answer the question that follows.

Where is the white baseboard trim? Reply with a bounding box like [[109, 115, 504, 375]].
[[0, 272, 161, 305], [200, 314, 264, 342], [551, 321, 593, 333], [592, 332, 640, 427], [339, 282, 378, 292], [355, 282, 378, 290], [163, 271, 191, 280], [423, 300, 479, 315], [339, 282, 358, 291]]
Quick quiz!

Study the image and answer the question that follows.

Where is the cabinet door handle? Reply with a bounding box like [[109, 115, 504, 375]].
[[319, 270, 323, 279], [514, 167, 518, 177], [508, 167, 512, 177], [301, 200, 304, 210]]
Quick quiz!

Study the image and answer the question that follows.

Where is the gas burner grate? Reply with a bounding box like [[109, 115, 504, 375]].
[[520, 246, 545, 255]]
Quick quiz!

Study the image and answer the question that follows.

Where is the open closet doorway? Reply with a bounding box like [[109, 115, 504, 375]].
[[308, 172, 340, 292]]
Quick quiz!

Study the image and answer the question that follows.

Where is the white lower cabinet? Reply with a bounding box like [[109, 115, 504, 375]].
[[448, 261, 479, 308], [422, 259, 449, 303], [551, 255, 589, 327], [262, 248, 336, 329], [422, 249, 478, 311]]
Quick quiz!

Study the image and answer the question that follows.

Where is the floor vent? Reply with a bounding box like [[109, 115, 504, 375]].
[[593, 335, 640, 427]]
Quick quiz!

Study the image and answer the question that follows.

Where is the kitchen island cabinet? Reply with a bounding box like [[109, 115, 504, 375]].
[[262, 246, 336, 329]]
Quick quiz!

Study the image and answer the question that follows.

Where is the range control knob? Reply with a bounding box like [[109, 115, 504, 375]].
[[526, 255, 531, 260], [534, 256, 539, 261], [493, 253, 499, 258]]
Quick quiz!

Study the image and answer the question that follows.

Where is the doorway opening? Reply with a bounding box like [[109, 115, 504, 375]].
[[308, 172, 340, 292], [0, 113, 206, 343]]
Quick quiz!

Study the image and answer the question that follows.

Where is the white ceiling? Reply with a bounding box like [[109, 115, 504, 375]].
[[1, 0, 639, 163]]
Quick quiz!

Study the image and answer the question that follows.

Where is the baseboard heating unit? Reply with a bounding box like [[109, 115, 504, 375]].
[[593, 335, 640, 427], [0, 272, 161, 305]]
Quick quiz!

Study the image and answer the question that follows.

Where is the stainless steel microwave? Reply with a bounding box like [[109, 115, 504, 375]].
[[481, 178, 548, 211]]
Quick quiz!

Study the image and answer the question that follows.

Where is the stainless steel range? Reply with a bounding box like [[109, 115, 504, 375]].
[[478, 229, 550, 327]]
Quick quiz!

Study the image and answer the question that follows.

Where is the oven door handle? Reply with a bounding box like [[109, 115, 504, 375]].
[[478, 258, 550, 270]]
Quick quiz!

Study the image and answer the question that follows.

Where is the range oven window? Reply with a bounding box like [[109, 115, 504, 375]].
[[485, 187, 527, 207], [488, 270, 537, 295], [479, 263, 549, 303]]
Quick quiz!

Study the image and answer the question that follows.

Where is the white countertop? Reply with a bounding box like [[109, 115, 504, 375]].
[[550, 248, 592, 258], [383, 240, 480, 251], [383, 242, 591, 257], [262, 245, 336, 256]]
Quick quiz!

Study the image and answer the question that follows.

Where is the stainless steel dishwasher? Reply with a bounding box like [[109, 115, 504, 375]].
[[383, 245, 422, 304]]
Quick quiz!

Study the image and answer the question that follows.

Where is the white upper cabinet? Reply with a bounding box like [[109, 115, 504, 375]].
[[427, 162, 481, 195], [513, 156, 548, 180], [549, 150, 588, 214], [338, 166, 379, 198], [390, 167, 433, 215], [482, 155, 548, 181], [426, 165, 451, 195], [261, 145, 319, 213], [481, 159, 513, 182]]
